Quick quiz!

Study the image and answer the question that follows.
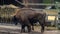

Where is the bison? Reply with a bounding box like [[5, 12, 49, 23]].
[[13, 8, 46, 33]]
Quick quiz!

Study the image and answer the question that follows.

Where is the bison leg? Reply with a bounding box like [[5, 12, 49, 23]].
[[32, 25, 34, 30], [31, 23, 34, 30], [41, 23, 45, 33], [27, 24, 31, 32], [25, 20, 31, 32], [39, 19, 45, 33], [21, 25, 25, 33]]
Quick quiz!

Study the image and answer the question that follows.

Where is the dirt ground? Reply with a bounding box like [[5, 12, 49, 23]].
[[0, 24, 59, 34]]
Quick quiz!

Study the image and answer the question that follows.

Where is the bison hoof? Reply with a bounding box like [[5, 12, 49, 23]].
[[41, 30, 44, 34], [32, 28, 34, 30], [21, 30, 25, 33]]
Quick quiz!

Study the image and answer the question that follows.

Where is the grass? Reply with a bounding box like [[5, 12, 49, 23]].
[[45, 26, 57, 31], [33, 26, 57, 31]]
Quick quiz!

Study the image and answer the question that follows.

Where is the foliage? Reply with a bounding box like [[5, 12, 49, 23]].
[[43, 0, 53, 3], [0, 7, 16, 17], [55, 0, 60, 2], [0, 7, 16, 23]]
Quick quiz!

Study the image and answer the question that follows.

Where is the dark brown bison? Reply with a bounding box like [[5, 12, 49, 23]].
[[13, 8, 46, 33]]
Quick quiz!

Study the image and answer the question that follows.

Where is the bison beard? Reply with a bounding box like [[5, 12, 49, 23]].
[[13, 9, 46, 33]]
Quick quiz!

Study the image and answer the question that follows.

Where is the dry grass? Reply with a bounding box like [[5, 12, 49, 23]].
[[34, 26, 57, 31]]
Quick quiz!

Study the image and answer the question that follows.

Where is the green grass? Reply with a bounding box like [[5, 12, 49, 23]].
[[43, 0, 53, 4]]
